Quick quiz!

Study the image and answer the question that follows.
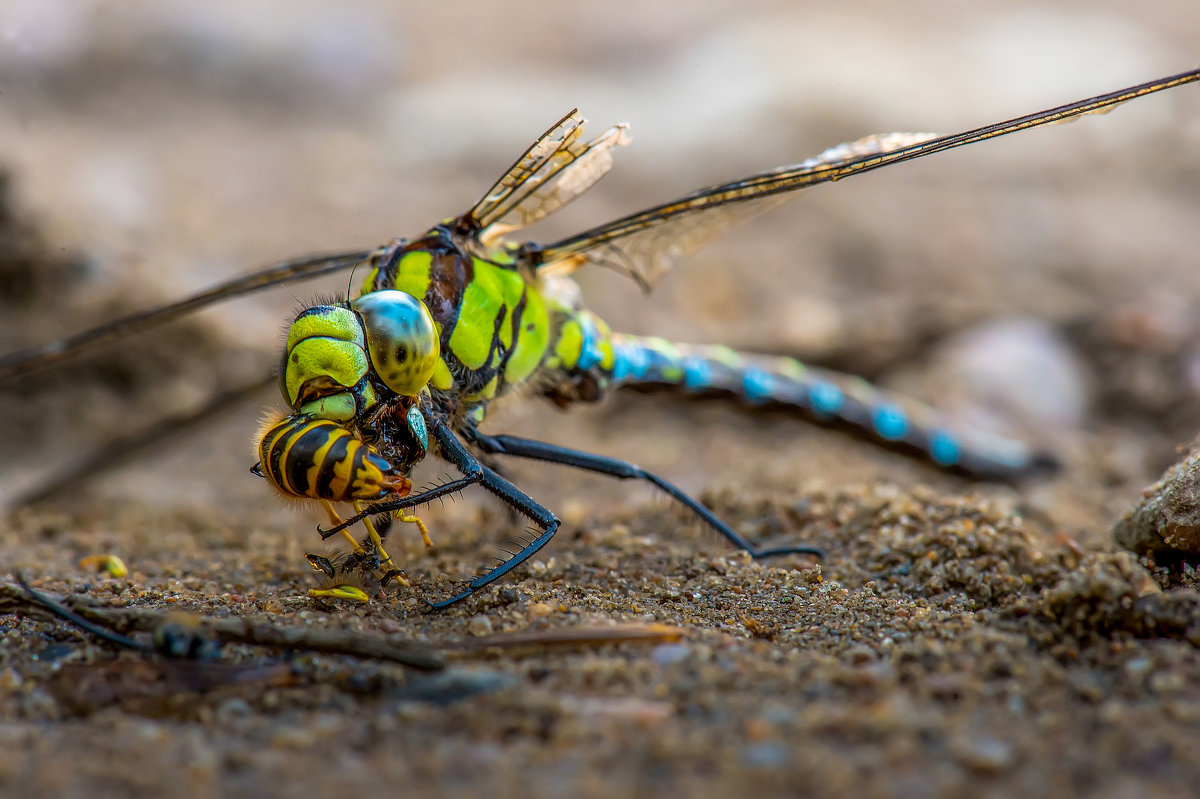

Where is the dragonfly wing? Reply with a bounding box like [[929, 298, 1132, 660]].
[[466, 110, 631, 240], [531, 132, 937, 289], [530, 66, 1200, 289], [0, 249, 372, 379]]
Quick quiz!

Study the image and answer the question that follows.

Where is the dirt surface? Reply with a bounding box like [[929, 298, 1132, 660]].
[[3, 3, 1200, 797]]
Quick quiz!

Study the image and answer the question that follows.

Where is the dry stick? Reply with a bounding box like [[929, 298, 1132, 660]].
[[442, 623, 686, 656], [1, 581, 443, 672], [5, 581, 686, 665]]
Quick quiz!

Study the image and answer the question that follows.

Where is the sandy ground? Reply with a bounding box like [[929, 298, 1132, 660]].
[[3, 2, 1200, 797]]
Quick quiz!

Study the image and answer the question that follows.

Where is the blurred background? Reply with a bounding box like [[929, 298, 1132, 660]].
[[0, 0, 1198, 544]]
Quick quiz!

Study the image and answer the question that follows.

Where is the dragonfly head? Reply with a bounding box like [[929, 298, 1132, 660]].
[[280, 291, 439, 421]]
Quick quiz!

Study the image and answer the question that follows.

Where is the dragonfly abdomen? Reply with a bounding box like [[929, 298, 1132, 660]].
[[604, 336, 1054, 480]]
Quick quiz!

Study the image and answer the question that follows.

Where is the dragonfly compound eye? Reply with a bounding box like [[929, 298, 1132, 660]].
[[352, 290, 440, 396]]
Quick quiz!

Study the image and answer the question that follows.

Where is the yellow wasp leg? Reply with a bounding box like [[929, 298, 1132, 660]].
[[350, 501, 396, 567], [399, 513, 435, 548], [347, 501, 412, 586], [310, 501, 410, 595], [320, 500, 366, 554]]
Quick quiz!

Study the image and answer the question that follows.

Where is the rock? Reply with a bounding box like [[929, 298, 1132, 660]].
[[1113, 439, 1200, 555], [936, 317, 1091, 435]]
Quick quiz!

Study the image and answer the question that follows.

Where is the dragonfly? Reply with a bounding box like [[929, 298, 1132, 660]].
[[3, 68, 1197, 607]]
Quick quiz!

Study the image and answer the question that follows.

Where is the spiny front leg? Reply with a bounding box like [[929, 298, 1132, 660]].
[[319, 412, 560, 609]]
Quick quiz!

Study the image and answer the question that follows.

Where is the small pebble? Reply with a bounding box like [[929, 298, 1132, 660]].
[[467, 615, 493, 637], [951, 735, 1014, 774], [650, 643, 691, 665]]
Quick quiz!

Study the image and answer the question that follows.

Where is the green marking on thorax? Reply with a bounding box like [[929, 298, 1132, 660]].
[[554, 317, 584, 370], [388, 251, 434, 301], [503, 284, 549, 384], [449, 259, 528, 370]]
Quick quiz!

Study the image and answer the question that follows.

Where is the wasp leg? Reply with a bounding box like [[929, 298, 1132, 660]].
[[471, 432, 824, 561], [394, 511, 435, 548], [318, 416, 560, 609], [320, 500, 369, 554], [350, 500, 412, 586], [350, 501, 397, 566], [311, 501, 408, 594]]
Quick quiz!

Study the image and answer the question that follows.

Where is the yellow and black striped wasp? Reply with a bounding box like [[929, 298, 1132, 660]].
[[3, 68, 1197, 607]]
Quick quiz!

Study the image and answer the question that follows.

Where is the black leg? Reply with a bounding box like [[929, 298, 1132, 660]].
[[472, 432, 824, 560], [316, 416, 484, 539], [432, 462, 559, 609], [317, 416, 560, 608]]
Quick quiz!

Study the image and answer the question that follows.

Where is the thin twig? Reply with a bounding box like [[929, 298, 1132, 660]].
[[1, 580, 443, 671]]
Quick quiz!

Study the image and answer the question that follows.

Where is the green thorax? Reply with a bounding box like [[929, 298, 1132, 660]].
[[358, 227, 557, 415]]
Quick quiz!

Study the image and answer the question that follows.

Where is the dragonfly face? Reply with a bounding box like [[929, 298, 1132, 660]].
[[259, 289, 439, 502], [279, 291, 439, 421]]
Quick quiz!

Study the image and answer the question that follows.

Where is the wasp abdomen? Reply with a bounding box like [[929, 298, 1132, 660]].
[[255, 416, 409, 501]]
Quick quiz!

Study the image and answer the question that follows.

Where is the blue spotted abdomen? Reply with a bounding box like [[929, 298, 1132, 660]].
[[604, 335, 1055, 480]]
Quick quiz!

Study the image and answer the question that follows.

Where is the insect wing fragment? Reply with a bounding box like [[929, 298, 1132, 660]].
[[467, 109, 631, 240], [533, 132, 937, 289]]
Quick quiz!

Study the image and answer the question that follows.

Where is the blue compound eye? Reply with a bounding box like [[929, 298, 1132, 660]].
[[352, 291, 440, 396]]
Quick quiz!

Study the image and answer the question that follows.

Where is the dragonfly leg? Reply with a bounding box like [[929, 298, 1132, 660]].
[[424, 460, 560, 609], [472, 432, 824, 561], [315, 416, 560, 609], [426, 422, 559, 608]]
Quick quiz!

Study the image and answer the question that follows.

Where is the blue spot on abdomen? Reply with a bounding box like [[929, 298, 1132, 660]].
[[871, 404, 909, 440], [741, 368, 775, 404], [928, 430, 961, 466], [613, 346, 650, 382], [807, 380, 844, 416], [683, 358, 713, 391]]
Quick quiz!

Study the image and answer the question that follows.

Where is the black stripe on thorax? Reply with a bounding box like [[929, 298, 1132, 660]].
[[415, 230, 474, 349], [495, 286, 529, 384], [366, 238, 408, 292]]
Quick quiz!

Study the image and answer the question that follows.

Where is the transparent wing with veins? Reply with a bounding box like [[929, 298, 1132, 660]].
[[464, 109, 631, 243], [532, 132, 936, 289], [526, 68, 1200, 290]]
